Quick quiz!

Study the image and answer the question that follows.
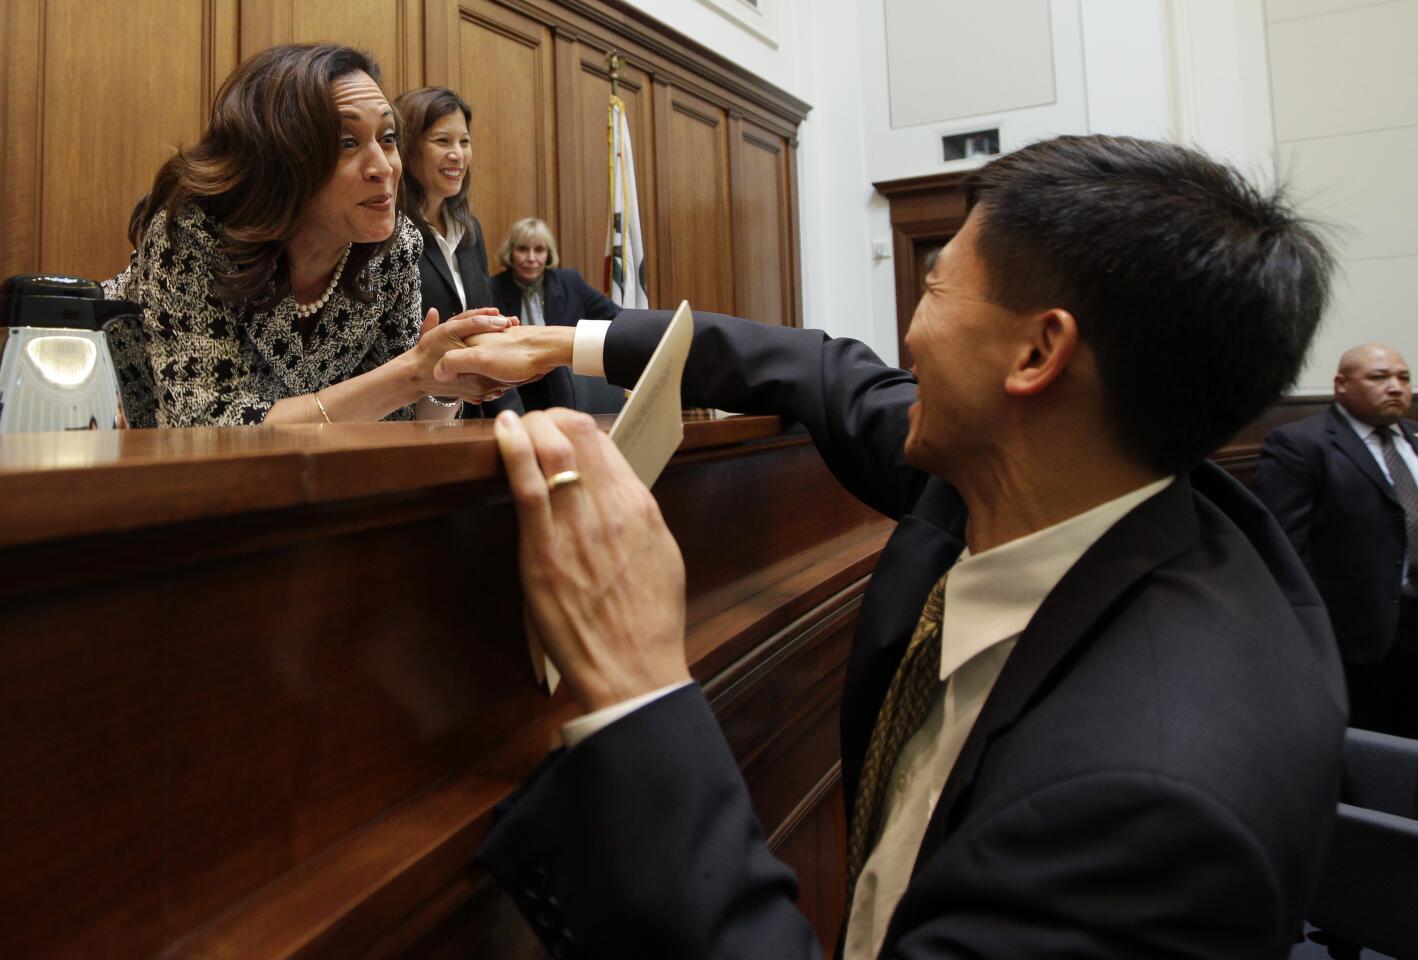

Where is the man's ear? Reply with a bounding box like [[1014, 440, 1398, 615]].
[[1005, 308, 1078, 397]]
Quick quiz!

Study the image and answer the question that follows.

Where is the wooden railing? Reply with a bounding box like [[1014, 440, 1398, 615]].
[[0, 394, 1383, 957], [0, 415, 885, 958]]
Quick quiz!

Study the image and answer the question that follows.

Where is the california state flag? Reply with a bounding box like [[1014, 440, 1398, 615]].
[[604, 95, 650, 308]]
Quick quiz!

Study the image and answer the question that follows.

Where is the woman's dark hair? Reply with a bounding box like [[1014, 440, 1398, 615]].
[[964, 134, 1335, 475], [128, 43, 393, 307], [392, 87, 478, 246]]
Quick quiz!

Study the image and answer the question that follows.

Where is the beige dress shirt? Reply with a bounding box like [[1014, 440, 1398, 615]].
[[843, 475, 1174, 959]]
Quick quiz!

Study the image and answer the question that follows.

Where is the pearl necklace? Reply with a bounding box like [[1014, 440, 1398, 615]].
[[293, 244, 351, 319]]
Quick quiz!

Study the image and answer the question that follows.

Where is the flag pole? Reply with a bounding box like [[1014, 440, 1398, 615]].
[[606, 49, 622, 97], [604, 49, 649, 311]]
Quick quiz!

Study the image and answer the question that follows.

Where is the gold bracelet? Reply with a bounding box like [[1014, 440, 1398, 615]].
[[314, 392, 333, 424]]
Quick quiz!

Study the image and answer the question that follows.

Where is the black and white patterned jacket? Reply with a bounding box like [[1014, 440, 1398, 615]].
[[103, 204, 424, 427]]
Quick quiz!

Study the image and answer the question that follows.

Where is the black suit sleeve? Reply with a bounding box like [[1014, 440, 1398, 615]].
[[604, 310, 927, 521], [1255, 429, 1318, 572], [478, 686, 820, 960]]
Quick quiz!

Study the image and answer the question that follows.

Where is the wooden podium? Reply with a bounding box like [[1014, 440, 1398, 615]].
[[0, 416, 891, 958]]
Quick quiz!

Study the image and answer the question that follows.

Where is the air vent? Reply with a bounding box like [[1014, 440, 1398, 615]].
[[941, 128, 1000, 162]]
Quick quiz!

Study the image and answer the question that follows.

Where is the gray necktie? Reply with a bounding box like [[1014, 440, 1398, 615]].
[[1375, 427, 1418, 588], [520, 281, 545, 326]]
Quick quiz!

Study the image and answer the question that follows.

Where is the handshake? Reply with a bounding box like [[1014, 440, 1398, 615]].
[[414, 306, 578, 405]]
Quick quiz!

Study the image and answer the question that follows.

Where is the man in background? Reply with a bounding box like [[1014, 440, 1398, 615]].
[[1258, 343, 1418, 736]]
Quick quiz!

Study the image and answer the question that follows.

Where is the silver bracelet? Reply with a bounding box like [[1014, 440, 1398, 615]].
[[424, 395, 463, 411]]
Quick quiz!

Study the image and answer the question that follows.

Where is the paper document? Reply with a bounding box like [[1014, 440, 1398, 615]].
[[530, 301, 695, 695], [609, 300, 695, 486]]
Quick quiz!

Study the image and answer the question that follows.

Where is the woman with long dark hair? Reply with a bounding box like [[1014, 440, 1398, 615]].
[[394, 86, 521, 416], [105, 43, 513, 427]]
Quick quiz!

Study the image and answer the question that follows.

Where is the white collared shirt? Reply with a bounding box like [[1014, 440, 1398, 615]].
[[843, 475, 1174, 960], [430, 220, 467, 311], [1335, 402, 1418, 587]]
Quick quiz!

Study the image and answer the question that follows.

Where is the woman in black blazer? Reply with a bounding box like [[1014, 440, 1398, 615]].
[[394, 87, 521, 417], [490, 217, 623, 413]]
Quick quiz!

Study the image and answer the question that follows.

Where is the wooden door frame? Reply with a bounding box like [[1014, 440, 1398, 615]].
[[872, 171, 970, 367]]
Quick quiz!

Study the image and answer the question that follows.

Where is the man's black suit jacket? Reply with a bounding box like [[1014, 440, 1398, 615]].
[[490, 267, 623, 414], [415, 216, 522, 417], [1256, 405, 1418, 665], [479, 311, 1347, 959]]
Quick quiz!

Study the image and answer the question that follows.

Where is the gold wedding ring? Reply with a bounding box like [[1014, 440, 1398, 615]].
[[547, 469, 582, 492]]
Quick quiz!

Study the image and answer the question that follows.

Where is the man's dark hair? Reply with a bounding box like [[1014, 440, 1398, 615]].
[[965, 135, 1334, 474]]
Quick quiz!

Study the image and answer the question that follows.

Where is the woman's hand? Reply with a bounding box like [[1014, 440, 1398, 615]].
[[433, 324, 577, 388], [408, 307, 522, 403], [266, 308, 524, 424], [495, 408, 689, 712]]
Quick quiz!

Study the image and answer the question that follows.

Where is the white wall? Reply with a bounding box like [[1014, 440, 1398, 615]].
[[1165, 0, 1277, 181], [1079, 0, 1172, 142], [1164, 0, 1418, 392], [1265, 0, 1418, 392], [788, 0, 879, 347]]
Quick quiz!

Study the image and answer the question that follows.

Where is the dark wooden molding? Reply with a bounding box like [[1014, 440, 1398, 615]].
[[872, 172, 972, 366], [0, 416, 792, 550], [786, 138, 804, 327], [871, 170, 972, 203], [1212, 395, 1418, 489]]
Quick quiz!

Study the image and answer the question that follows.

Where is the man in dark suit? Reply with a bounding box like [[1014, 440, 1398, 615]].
[[1257, 343, 1418, 736], [438, 136, 1345, 958], [490, 217, 624, 414]]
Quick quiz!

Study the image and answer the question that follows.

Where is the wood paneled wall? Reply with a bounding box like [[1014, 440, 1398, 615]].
[[0, 0, 808, 326]]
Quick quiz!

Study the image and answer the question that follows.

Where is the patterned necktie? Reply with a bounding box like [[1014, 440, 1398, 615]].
[[1375, 427, 1418, 585], [845, 569, 950, 910]]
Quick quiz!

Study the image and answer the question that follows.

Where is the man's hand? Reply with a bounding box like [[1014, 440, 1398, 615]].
[[435, 325, 577, 389], [494, 408, 689, 713], [411, 308, 522, 402]]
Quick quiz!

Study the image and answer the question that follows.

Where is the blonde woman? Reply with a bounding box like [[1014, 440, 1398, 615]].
[[490, 218, 623, 413]]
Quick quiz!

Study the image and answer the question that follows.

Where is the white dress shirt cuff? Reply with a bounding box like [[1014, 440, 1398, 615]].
[[561, 680, 693, 748], [571, 319, 612, 378]]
